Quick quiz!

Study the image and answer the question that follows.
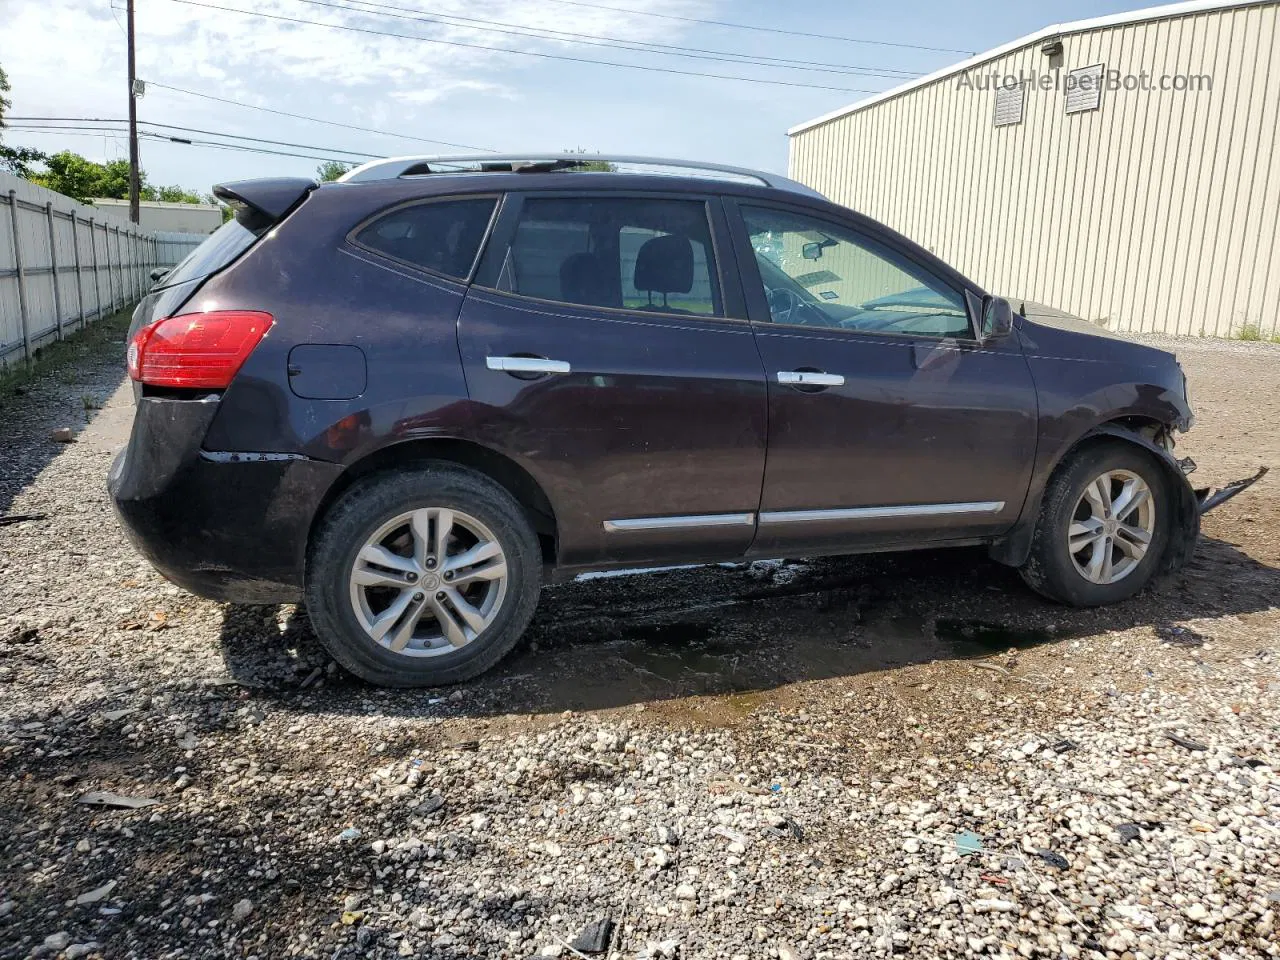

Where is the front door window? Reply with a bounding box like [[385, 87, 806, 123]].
[[740, 206, 972, 339]]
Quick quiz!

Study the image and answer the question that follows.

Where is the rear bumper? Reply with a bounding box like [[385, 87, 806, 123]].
[[108, 396, 343, 604]]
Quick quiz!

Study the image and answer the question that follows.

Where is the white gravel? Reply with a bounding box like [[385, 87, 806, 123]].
[[1, 331, 1278, 960]]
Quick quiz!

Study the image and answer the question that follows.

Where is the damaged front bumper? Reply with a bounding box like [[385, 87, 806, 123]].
[[1194, 466, 1269, 515]]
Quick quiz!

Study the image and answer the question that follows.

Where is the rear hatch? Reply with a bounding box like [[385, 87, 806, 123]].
[[127, 178, 317, 344]]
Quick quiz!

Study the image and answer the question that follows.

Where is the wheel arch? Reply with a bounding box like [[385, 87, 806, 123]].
[[990, 417, 1200, 571], [309, 437, 560, 567]]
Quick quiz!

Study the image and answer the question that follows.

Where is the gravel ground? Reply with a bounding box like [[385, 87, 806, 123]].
[[1, 332, 1278, 960]]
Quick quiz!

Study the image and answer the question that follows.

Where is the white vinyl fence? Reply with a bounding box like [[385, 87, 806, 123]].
[[0, 172, 211, 369], [155, 231, 207, 267]]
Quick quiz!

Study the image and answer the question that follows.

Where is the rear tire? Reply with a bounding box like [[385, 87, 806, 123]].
[[305, 464, 542, 687], [1020, 442, 1171, 606]]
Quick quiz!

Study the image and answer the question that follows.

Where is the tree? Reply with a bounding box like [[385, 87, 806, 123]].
[[563, 148, 615, 173], [29, 152, 134, 202], [28, 152, 207, 205], [150, 185, 205, 204], [316, 160, 352, 182], [0, 63, 48, 178]]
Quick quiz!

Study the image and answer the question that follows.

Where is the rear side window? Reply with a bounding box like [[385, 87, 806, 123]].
[[354, 197, 496, 279], [495, 197, 721, 316], [157, 218, 258, 290]]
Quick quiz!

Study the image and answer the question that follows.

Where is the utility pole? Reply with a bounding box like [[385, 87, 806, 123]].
[[127, 0, 140, 225]]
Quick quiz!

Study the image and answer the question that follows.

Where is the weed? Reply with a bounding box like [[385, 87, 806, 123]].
[[0, 308, 132, 408]]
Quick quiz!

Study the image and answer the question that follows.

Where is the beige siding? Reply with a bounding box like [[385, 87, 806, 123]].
[[789, 1, 1280, 337]]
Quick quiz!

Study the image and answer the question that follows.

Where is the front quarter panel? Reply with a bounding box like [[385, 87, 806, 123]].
[[1019, 320, 1190, 477], [988, 319, 1195, 568]]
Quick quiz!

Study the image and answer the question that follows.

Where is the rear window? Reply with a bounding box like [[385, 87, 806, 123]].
[[353, 198, 496, 279], [155, 219, 259, 290]]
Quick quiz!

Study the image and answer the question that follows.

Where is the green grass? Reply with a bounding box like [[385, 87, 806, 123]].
[[1236, 323, 1264, 341], [0, 308, 133, 410]]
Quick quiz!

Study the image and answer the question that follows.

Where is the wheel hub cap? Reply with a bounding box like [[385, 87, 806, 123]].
[[348, 507, 508, 658], [1068, 469, 1156, 586]]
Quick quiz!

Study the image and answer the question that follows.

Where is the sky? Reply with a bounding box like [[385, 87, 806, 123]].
[[2, 0, 1175, 194]]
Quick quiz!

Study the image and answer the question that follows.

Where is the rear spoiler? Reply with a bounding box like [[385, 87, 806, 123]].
[[212, 177, 317, 233]]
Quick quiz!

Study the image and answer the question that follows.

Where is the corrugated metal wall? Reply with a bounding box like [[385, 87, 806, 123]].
[[789, 1, 1280, 338], [0, 172, 158, 367]]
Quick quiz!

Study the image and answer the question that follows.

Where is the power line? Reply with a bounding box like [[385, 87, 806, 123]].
[[11, 117, 384, 159], [143, 80, 495, 152], [304, 0, 921, 79], [158, 0, 882, 94], [531, 0, 975, 56], [7, 125, 360, 164], [138, 131, 360, 163]]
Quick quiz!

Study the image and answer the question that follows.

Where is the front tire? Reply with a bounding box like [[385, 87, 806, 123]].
[[305, 464, 542, 687], [1020, 442, 1171, 606]]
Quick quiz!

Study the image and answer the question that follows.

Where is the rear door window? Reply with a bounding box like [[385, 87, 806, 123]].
[[493, 197, 721, 316], [353, 197, 496, 280]]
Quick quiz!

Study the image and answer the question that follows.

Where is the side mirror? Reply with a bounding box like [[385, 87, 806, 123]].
[[981, 296, 1014, 341], [801, 241, 824, 261], [149, 268, 170, 283]]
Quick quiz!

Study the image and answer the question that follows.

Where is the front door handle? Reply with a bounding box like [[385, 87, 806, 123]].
[[486, 356, 572, 375], [777, 370, 844, 387]]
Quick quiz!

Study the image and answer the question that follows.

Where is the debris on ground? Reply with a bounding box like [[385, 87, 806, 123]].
[[1034, 849, 1070, 870], [1155, 623, 1209, 646], [74, 880, 117, 906], [1165, 732, 1208, 751], [0, 512, 45, 527], [569, 917, 614, 954], [74, 791, 159, 810], [955, 830, 985, 856]]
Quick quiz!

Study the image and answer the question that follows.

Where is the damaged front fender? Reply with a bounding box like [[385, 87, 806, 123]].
[[1085, 424, 1202, 575]]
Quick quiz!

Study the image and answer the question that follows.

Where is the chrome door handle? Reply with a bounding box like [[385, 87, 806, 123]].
[[777, 370, 844, 387], [486, 356, 572, 374]]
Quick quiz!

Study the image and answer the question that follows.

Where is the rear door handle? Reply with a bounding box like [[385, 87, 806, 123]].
[[486, 356, 572, 375], [777, 370, 844, 387]]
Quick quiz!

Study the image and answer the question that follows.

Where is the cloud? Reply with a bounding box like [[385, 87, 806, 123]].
[[2, 0, 724, 109], [0, 0, 815, 184]]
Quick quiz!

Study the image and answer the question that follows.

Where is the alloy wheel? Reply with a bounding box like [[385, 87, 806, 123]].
[[348, 507, 508, 657], [1067, 469, 1156, 585]]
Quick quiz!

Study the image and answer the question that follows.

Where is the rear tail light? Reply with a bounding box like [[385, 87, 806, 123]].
[[128, 311, 274, 389]]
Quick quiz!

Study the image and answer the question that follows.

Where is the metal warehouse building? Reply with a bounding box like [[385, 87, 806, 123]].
[[788, 0, 1280, 338]]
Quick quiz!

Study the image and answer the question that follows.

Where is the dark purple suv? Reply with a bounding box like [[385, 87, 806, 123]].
[[108, 154, 1254, 687]]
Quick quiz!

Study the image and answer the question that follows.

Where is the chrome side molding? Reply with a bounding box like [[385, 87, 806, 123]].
[[602, 502, 1005, 533], [603, 513, 756, 533], [759, 501, 1005, 524]]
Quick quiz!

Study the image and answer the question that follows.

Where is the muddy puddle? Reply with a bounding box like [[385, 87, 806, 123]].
[[490, 555, 1063, 713]]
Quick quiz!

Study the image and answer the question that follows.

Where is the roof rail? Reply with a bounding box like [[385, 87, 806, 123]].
[[336, 153, 825, 199]]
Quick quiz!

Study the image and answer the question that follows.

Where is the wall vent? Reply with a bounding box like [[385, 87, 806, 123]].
[[994, 84, 1025, 126], [1066, 63, 1105, 114]]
